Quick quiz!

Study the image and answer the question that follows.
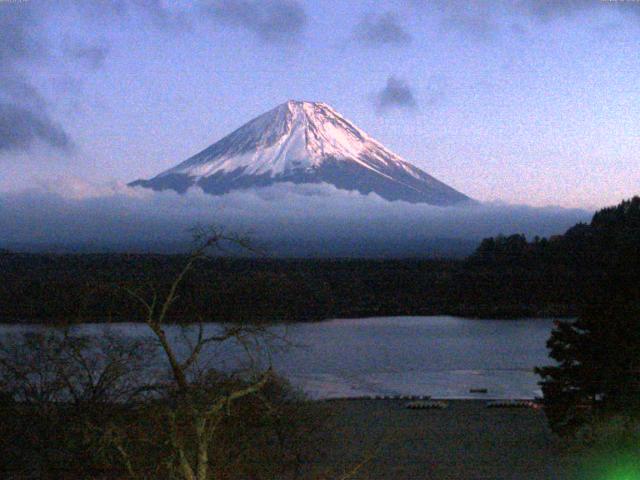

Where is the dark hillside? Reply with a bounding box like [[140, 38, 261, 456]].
[[2, 197, 638, 323]]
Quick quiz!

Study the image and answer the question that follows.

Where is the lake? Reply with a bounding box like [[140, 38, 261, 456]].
[[0, 316, 557, 400]]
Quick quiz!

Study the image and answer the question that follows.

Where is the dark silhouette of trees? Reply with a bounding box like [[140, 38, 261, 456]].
[[472, 234, 529, 263], [0, 329, 155, 478], [0, 228, 330, 479], [536, 288, 640, 435], [535, 197, 640, 436]]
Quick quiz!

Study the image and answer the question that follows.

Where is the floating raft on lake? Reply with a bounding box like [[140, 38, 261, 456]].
[[486, 400, 537, 408], [321, 395, 432, 402], [405, 400, 448, 410], [381, 395, 431, 401]]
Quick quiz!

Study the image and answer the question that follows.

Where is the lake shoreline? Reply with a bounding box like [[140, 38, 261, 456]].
[[0, 312, 572, 325], [1, 316, 555, 400]]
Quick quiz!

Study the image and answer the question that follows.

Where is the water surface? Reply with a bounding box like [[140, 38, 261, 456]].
[[0, 316, 557, 399]]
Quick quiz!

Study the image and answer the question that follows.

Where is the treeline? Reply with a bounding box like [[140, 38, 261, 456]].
[[0, 254, 579, 323], [531, 197, 640, 454], [472, 196, 640, 296], [1, 196, 638, 323]]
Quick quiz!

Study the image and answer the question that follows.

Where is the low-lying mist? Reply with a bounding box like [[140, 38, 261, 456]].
[[0, 179, 591, 257]]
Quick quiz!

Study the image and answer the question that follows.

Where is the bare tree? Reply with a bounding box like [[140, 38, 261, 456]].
[[120, 226, 279, 480], [0, 328, 154, 406], [0, 226, 369, 480], [0, 328, 155, 479]]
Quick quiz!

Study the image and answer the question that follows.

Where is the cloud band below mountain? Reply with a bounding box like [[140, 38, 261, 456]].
[[0, 180, 590, 257]]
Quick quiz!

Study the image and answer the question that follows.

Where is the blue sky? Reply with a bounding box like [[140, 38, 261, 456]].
[[1, 0, 639, 208]]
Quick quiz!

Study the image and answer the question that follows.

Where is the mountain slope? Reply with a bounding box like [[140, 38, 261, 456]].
[[130, 100, 472, 205]]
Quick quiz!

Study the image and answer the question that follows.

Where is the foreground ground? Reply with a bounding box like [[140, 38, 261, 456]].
[[309, 399, 578, 480]]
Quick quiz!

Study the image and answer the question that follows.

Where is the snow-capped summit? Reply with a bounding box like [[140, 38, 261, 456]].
[[130, 100, 472, 205]]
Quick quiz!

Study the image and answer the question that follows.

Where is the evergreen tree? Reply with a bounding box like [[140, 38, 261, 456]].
[[535, 197, 640, 436], [536, 286, 640, 435]]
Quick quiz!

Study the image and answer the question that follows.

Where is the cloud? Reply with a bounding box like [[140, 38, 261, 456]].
[[516, 0, 604, 21], [0, 76, 46, 110], [374, 76, 418, 113], [412, 0, 640, 40], [0, 181, 590, 257], [65, 43, 111, 70], [354, 12, 412, 46], [0, 102, 72, 152], [0, 4, 43, 64], [0, 0, 199, 157], [0, 0, 203, 157], [442, 10, 497, 39], [0, 3, 73, 154], [516, 0, 640, 22], [0, 4, 48, 80], [72, 0, 191, 30], [411, 0, 500, 39], [204, 0, 307, 43]]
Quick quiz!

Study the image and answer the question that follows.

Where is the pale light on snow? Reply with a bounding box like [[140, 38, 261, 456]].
[[138, 100, 470, 205]]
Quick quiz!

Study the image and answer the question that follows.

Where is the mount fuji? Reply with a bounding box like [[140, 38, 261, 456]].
[[130, 100, 472, 205]]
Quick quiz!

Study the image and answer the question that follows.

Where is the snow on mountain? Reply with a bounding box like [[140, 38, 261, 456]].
[[130, 100, 472, 205]]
